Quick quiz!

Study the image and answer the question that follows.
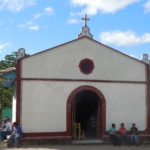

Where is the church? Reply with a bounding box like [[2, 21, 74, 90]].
[[14, 15, 150, 140]]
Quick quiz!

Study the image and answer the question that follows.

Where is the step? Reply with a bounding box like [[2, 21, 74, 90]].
[[72, 139, 103, 144]]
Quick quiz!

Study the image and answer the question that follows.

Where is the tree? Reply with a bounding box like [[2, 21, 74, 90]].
[[0, 84, 13, 119], [0, 51, 30, 70], [0, 52, 17, 70], [0, 51, 30, 119], [0, 84, 13, 107]]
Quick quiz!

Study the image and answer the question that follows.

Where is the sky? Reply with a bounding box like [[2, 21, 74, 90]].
[[0, 0, 150, 60]]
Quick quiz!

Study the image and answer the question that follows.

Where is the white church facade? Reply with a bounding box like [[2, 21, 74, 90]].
[[14, 16, 150, 140]]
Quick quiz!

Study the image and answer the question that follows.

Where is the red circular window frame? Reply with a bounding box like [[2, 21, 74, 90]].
[[79, 58, 94, 74]]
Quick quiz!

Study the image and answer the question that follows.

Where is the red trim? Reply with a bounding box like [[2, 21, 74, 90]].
[[21, 78, 146, 84], [79, 58, 94, 74], [67, 85, 106, 138], [16, 59, 22, 124], [146, 65, 150, 133], [140, 64, 150, 134], [23, 132, 69, 137], [21, 136, 72, 141]]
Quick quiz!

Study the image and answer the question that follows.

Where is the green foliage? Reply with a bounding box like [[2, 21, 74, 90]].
[[0, 52, 17, 70], [0, 84, 13, 119], [0, 51, 30, 70], [0, 51, 30, 119], [0, 84, 13, 108]]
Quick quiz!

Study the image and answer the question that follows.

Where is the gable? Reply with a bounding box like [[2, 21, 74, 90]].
[[21, 37, 146, 81]]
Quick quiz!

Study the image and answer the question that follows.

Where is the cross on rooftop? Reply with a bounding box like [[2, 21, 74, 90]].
[[82, 14, 90, 26]]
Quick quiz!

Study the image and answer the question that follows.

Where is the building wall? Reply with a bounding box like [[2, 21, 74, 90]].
[[21, 38, 146, 82], [20, 37, 147, 134], [12, 90, 16, 122], [21, 80, 146, 133]]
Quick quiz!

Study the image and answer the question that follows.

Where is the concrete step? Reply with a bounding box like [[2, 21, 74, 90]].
[[72, 139, 103, 144]]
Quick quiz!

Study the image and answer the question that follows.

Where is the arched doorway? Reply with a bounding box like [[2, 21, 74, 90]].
[[74, 90, 99, 138], [67, 85, 106, 139]]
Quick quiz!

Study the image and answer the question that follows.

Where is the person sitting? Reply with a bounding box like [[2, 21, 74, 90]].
[[7, 122, 23, 147], [0, 118, 12, 141], [118, 123, 130, 146], [109, 123, 121, 146], [130, 123, 140, 145]]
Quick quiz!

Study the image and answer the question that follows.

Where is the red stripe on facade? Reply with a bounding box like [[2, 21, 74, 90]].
[[147, 64, 150, 133], [23, 132, 69, 137], [21, 78, 146, 84], [16, 59, 21, 124]]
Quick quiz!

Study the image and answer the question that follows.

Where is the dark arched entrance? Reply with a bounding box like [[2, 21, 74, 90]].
[[67, 85, 106, 139], [74, 90, 99, 138]]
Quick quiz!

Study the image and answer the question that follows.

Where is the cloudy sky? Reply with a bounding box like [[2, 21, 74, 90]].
[[0, 0, 150, 60]]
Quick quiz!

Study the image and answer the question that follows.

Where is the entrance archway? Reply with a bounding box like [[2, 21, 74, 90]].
[[67, 85, 106, 139]]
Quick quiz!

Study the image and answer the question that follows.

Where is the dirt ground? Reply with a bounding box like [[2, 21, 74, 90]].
[[0, 143, 150, 150]]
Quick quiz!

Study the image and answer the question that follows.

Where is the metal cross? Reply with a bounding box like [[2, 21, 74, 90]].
[[82, 14, 90, 26]]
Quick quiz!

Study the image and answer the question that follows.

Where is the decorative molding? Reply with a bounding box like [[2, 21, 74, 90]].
[[21, 78, 146, 84]]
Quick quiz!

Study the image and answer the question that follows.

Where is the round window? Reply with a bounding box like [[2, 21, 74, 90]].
[[79, 58, 94, 74]]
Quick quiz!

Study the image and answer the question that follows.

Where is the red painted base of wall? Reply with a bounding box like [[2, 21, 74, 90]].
[[21, 136, 72, 141]]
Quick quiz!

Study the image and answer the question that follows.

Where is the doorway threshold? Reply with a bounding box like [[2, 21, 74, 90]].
[[72, 139, 103, 144]]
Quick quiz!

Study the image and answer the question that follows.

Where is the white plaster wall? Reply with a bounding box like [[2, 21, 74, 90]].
[[21, 38, 146, 81], [12, 90, 16, 122], [22, 81, 67, 132], [21, 81, 146, 133]]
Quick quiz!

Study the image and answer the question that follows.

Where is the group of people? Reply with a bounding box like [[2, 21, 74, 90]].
[[0, 117, 23, 147], [109, 123, 140, 146], [0, 116, 141, 147]]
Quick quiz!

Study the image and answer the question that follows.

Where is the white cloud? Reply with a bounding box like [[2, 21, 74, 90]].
[[0, 42, 10, 52], [34, 7, 54, 19], [71, 0, 139, 15], [99, 30, 150, 46], [0, 0, 36, 12], [144, 0, 150, 13], [44, 7, 54, 15], [19, 20, 39, 31], [68, 18, 79, 24], [28, 25, 39, 30]]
